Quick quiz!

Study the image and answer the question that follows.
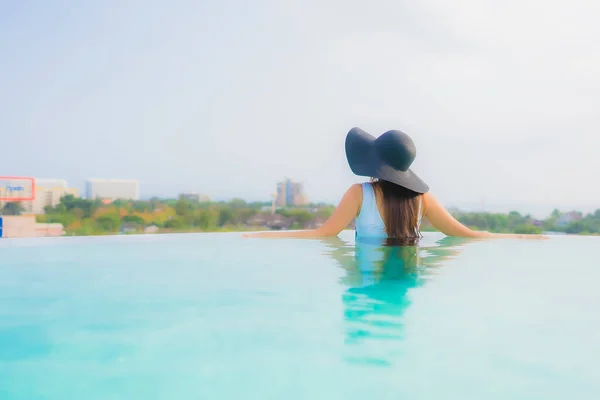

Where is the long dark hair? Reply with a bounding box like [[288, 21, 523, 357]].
[[371, 179, 422, 244]]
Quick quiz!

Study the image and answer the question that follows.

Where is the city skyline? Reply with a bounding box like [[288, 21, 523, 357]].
[[2, 174, 599, 219]]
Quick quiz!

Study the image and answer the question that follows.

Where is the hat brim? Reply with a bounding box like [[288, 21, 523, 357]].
[[345, 128, 429, 194]]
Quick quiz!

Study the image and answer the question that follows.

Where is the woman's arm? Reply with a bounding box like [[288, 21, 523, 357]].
[[243, 184, 362, 238], [423, 192, 545, 239]]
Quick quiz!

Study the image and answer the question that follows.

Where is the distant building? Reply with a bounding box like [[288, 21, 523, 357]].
[[21, 179, 79, 214], [275, 178, 308, 207], [0, 215, 64, 238], [120, 223, 138, 234], [86, 179, 140, 201], [144, 225, 159, 234], [0, 215, 36, 238], [557, 211, 583, 227], [181, 193, 210, 203], [35, 223, 65, 237]]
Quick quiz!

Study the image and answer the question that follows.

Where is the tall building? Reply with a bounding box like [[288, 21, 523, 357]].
[[181, 193, 210, 202], [275, 178, 308, 207], [86, 179, 140, 201], [21, 179, 79, 214]]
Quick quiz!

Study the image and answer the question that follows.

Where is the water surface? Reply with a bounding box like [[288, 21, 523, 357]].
[[0, 232, 598, 399]]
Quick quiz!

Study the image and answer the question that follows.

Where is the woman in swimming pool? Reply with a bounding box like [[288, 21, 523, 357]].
[[245, 127, 543, 240]]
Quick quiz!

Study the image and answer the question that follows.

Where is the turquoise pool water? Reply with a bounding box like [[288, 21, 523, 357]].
[[0, 232, 599, 399]]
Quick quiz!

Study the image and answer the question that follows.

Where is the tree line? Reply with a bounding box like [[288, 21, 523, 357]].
[[27, 195, 335, 236], [422, 209, 599, 235], [2, 195, 600, 236]]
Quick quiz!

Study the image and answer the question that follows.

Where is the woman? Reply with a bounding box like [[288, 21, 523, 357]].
[[245, 127, 543, 240]]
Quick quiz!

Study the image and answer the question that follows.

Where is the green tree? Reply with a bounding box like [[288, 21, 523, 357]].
[[551, 209, 561, 219], [164, 217, 185, 229], [122, 215, 146, 225], [194, 208, 219, 230], [57, 195, 94, 217], [229, 198, 247, 208], [132, 201, 152, 213], [175, 198, 192, 217], [150, 220, 164, 228], [565, 221, 582, 234], [315, 206, 335, 220], [96, 214, 121, 232], [71, 207, 85, 220], [112, 199, 130, 208], [45, 213, 77, 227], [218, 208, 234, 226], [1, 202, 24, 215], [149, 197, 162, 210], [507, 211, 524, 230], [72, 218, 98, 236], [513, 224, 543, 234]]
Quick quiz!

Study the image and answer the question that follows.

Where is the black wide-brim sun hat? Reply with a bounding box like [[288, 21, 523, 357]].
[[345, 127, 429, 194]]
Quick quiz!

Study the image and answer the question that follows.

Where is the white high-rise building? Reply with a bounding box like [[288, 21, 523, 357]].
[[86, 179, 140, 201]]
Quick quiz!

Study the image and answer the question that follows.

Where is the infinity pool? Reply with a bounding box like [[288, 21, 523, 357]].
[[0, 232, 599, 399]]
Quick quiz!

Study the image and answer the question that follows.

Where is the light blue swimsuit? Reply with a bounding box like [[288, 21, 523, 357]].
[[355, 182, 422, 239]]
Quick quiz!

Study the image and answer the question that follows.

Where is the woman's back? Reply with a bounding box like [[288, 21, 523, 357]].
[[355, 182, 422, 239]]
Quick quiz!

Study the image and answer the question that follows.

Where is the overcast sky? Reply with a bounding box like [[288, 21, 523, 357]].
[[1, 0, 599, 217]]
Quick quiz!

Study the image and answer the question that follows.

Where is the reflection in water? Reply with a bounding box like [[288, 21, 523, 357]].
[[321, 235, 469, 367]]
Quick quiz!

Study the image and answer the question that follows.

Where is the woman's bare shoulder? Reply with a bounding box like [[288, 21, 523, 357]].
[[348, 183, 363, 196]]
